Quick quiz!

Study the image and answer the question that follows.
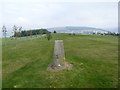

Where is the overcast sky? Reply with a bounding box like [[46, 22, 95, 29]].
[[0, 0, 119, 36]]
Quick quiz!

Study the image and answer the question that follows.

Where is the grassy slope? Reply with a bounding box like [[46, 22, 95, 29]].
[[0, 38, 2, 88], [2, 34, 118, 88]]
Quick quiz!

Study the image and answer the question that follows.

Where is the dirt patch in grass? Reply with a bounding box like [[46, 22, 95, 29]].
[[47, 62, 73, 71]]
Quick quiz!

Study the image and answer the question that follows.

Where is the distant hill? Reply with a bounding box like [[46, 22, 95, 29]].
[[47, 26, 109, 34]]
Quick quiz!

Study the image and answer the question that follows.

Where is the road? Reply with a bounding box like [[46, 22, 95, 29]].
[[19, 34, 46, 41]]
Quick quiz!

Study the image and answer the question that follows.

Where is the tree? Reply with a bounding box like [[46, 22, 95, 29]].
[[47, 32, 52, 41], [39, 30, 43, 35], [13, 25, 18, 40], [13, 25, 18, 49], [2, 25, 7, 45], [26, 31, 29, 38], [2, 25, 7, 38], [18, 26, 22, 39], [30, 30, 32, 38], [53, 31, 57, 33], [73, 33, 75, 36]]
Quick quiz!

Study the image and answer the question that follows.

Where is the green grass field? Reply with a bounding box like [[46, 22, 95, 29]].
[[2, 33, 118, 88], [0, 38, 2, 89]]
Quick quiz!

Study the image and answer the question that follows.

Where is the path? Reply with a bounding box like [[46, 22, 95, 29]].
[[19, 34, 46, 41]]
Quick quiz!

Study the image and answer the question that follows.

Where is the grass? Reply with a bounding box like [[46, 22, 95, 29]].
[[2, 33, 118, 88], [0, 38, 2, 89]]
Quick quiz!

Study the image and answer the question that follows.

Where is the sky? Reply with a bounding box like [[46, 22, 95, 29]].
[[0, 0, 119, 37]]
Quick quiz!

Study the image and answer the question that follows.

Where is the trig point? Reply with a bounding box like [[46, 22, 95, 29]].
[[47, 40, 72, 71], [53, 40, 65, 66]]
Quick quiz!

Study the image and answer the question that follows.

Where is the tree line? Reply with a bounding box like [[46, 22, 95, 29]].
[[2, 25, 50, 38], [2, 25, 53, 43], [14, 29, 49, 37], [12, 26, 49, 37]]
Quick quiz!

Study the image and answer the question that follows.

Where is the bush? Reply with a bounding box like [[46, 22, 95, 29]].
[[47, 33, 52, 41], [73, 33, 75, 36], [53, 31, 57, 33]]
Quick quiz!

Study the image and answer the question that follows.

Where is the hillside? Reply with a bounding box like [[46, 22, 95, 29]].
[[2, 34, 118, 88], [48, 26, 109, 34]]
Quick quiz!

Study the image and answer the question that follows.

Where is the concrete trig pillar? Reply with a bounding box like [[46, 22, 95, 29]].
[[47, 40, 72, 71], [53, 40, 65, 67]]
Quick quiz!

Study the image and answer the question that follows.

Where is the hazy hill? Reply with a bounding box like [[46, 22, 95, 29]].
[[47, 26, 109, 34]]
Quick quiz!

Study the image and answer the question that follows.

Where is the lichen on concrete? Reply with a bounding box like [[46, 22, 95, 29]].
[[47, 40, 72, 71]]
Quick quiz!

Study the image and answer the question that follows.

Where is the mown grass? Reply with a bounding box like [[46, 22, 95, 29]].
[[2, 33, 118, 88], [0, 38, 2, 89]]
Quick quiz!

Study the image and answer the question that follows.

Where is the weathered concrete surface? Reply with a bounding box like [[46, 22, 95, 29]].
[[53, 40, 65, 67], [47, 40, 72, 71]]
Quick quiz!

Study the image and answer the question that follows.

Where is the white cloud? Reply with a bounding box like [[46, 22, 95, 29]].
[[15, 17, 29, 24], [1, 0, 119, 3], [0, 1, 118, 35]]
